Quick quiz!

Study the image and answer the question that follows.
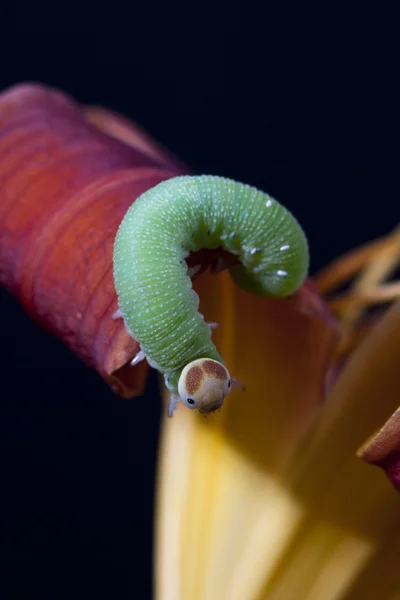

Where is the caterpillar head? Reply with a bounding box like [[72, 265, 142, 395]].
[[177, 358, 232, 415]]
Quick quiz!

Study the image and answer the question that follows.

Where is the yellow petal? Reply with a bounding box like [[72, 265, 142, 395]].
[[262, 301, 400, 599], [155, 270, 340, 599], [155, 271, 400, 599]]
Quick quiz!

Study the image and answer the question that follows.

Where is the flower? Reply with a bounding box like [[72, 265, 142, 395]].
[[155, 232, 400, 599], [1, 83, 399, 599]]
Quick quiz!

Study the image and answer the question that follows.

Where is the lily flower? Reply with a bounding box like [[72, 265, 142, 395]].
[[0, 83, 399, 599], [155, 246, 400, 600]]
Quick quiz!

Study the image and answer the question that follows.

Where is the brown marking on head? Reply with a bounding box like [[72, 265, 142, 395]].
[[202, 359, 228, 381], [185, 365, 204, 395]]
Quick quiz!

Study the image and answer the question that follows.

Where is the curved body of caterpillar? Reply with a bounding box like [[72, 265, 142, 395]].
[[113, 175, 309, 416]]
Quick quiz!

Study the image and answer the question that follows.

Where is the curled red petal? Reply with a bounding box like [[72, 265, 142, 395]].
[[0, 83, 186, 397], [358, 406, 400, 491], [83, 105, 188, 173]]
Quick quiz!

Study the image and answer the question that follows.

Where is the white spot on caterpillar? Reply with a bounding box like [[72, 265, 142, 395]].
[[250, 248, 259, 255], [266, 199, 273, 207], [277, 269, 288, 277], [280, 244, 290, 251]]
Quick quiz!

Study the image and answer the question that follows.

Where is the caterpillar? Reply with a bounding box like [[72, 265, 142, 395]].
[[113, 175, 309, 417]]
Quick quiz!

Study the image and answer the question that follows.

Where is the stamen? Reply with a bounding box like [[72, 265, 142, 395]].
[[317, 224, 400, 361]]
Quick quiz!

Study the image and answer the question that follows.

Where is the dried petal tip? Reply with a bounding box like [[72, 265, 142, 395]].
[[358, 406, 400, 491]]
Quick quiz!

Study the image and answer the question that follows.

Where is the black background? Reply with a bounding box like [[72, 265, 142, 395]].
[[1, 6, 399, 599]]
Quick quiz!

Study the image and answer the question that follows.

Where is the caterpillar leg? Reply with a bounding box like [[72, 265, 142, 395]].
[[112, 307, 135, 337], [168, 394, 180, 418], [187, 265, 202, 278], [231, 376, 246, 391], [210, 252, 236, 275], [199, 312, 219, 329], [130, 350, 146, 366]]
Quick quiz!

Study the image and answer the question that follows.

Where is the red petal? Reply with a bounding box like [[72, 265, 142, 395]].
[[358, 406, 400, 491], [0, 83, 186, 397], [83, 105, 188, 173]]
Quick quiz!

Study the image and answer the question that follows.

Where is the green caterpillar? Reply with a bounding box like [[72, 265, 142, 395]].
[[113, 175, 309, 417]]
